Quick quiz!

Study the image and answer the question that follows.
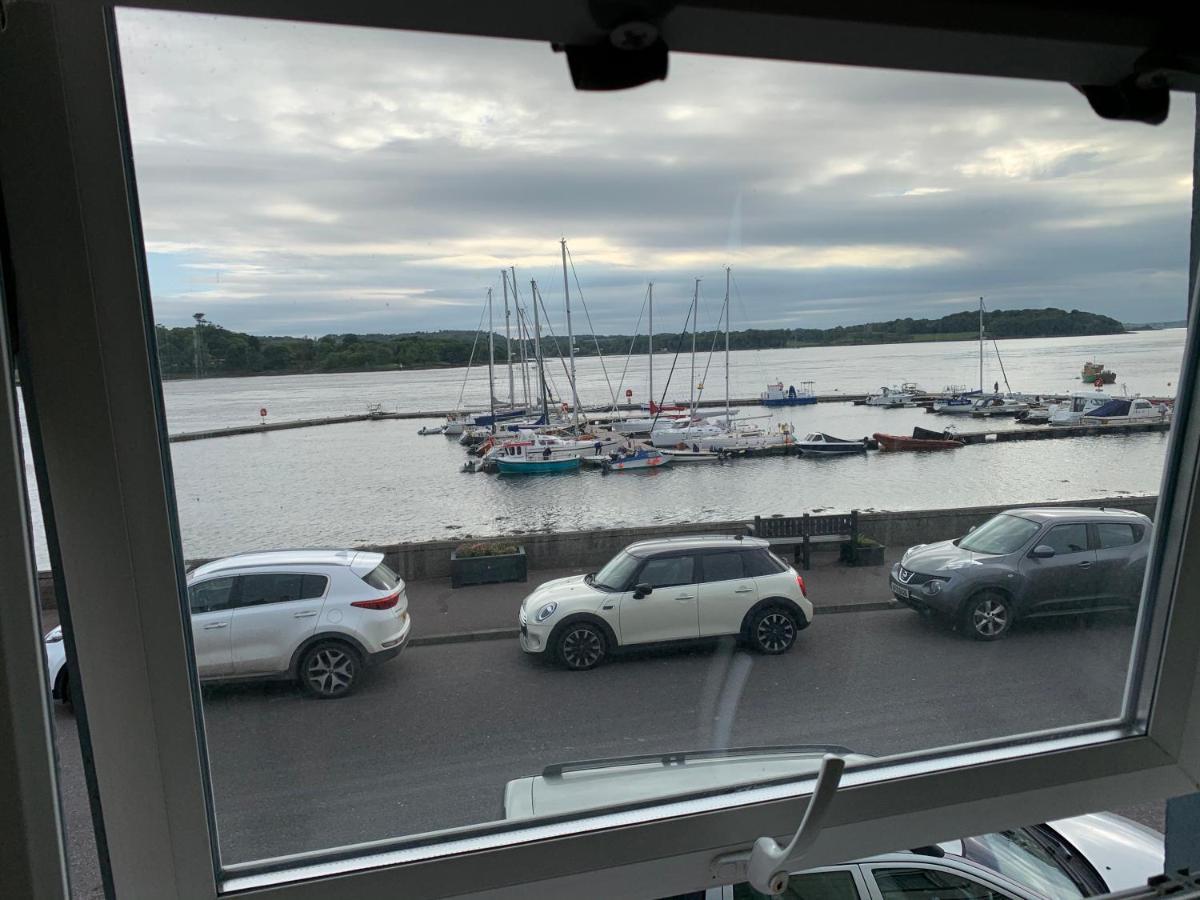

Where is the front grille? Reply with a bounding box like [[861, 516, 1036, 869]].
[[897, 566, 934, 586]]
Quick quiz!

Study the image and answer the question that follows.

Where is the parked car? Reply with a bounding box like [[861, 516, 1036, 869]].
[[518, 535, 813, 669], [502, 747, 1162, 899], [890, 507, 1150, 640], [46, 550, 411, 700]]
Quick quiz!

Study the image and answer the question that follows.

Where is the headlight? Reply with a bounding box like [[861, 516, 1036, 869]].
[[924, 580, 946, 595], [44, 627, 63, 644], [534, 601, 558, 623]]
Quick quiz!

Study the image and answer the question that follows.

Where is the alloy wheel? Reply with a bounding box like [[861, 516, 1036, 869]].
[[305, 646, 356, 696], [972, 598, 1009, 637], [561, 627, 603, 669], [756, 612, 796, 652]]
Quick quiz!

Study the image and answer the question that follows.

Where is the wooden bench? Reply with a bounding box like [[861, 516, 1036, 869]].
[[749, 511, 859, 570]]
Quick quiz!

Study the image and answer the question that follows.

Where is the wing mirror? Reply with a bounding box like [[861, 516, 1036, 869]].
[[633, 582, 653, 599], [1030, 544, 1056, 559]]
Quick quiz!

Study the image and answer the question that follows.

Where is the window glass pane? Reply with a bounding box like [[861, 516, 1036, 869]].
[[703, 551, 745, 582], [108, 3, 1187, 873], [1042, 524, 1090, 555], [188, 577, 235, 613], [638, 555, 696, 588], [237, 573, 304, 607], [734, 869, 863, 899], [1096, 523, 1137, 550], [871, 868, 1010, 900], [959, 830, 1084, 898]]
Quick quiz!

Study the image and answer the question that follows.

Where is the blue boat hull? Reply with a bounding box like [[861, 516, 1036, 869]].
[[496, 457, 581, 474], [762, 397, 817, 406]]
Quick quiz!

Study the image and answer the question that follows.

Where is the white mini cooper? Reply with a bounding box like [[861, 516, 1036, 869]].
[[518, 535, 813, 669]]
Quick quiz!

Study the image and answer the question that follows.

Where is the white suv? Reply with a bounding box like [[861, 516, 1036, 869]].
[[45, 549, 411, 701], [518, 535, 813, 669]]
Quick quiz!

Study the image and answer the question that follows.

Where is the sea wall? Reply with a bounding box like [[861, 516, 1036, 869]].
[[35, 495, 1156, 608]]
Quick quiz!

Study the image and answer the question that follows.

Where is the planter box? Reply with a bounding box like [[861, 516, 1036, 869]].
[[450, 546, 528, 588], [841, 542, 885, 567]]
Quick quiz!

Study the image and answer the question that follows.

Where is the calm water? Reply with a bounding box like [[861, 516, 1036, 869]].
[[22, 329, 1186, 565]]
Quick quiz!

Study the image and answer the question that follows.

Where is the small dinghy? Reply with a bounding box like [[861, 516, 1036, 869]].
[[418, 425, 446, 435], [874, 426, 965, 451]]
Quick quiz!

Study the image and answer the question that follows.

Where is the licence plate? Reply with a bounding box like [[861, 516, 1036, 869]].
[[892, 584, 910, 600]]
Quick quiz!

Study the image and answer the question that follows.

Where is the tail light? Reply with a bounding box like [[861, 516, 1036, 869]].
[[352, 590, 401, 610], [796, 575, 807, 598]]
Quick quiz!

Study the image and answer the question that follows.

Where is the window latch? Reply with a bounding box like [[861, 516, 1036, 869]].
[[712, 754, 845, 896]]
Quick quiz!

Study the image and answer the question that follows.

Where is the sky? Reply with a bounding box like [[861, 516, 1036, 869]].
[[116, 10, 1197, 338]]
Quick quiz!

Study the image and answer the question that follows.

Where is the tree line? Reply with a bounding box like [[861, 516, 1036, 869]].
[[155, 307, 1125, 378]]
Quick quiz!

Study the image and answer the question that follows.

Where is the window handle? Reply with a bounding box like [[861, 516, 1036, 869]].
[[202, 622, 228, 630], [713, 754, 845, 895]]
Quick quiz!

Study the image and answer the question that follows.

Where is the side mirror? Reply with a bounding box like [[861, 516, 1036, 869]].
[[967, 525, 977, 533], [1030, 545, 1056, 559], [633, 582, 653, 598]]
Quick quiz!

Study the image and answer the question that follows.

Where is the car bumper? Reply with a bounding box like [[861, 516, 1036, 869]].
[[889, 566, 959, 615], [367, 613, 411, 665], [518, 616, 550, 654]]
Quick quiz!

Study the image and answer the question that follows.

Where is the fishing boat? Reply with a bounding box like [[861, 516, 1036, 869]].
[[760, 381, 817, 406], [1081, 397, 1168, 425], [1082, 361, 1117, 384], [1048, 391, 1113, 426], [597, 448, 671, 472], [873, 427, 964, 451], [417, 425, 445, 436], [496, 456, 581, 475], [969, 395, 1030, 418], [658, 447, 723, 462], [796, 432, 869, 454], [864, 383, 922, 407]]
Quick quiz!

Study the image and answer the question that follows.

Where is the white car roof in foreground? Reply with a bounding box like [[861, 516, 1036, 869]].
[[188, 549, 385, 580], [1048, 812, 1164, 892], [624, 535, 768, 556]]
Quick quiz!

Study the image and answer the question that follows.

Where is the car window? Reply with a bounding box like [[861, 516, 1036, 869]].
[[959, 830, 1084, 898], [1095, 523, 1138, 550], [594, 550, 641, 591], [638, 555, 696, 588], [362, 562, 400, 590], [1041, 523, 1090, 555], [958, 514, 1041, 555], [301, 574, 329, 599], [188, 576, 236, 614], [870, 866, 1013, 899], [701, 551, 744, 583], [744, 548, 788, 577], [734, 869, 863, 898], [237, 572, 306, 607]]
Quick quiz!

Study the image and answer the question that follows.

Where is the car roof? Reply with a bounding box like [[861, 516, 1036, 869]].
[[188, 549, 384, 580], [1002, 506, 1150, 523], [624, 534, 769, 556]]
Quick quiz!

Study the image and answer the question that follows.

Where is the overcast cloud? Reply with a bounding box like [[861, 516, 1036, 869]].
[[116, 10, 1196, 337]]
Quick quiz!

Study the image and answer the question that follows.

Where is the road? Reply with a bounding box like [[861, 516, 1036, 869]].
[[53, 608, 1155, 894]]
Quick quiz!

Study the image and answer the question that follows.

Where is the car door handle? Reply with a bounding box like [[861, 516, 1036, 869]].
[[203, 622, 228, 630], [293, 611, 318, 618], [675, 594, 695, 600], [734, 587, 754, 593], [1077, 561, 1093, 568]]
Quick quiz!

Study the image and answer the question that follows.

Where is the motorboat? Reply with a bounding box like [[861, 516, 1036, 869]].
[[931, 390, 982, 414], [873, 426, 964, 451], [496, 456, 581, 475], [760, 381, 817, 406], [596, 448, 671, 471], [1081, 397, 1169, 425], [969, 395, 1030, 418], [1049, 391, 1113, 426], [442, 412, 468, 435], [796, 432, 869, 454], [864, 383, 922, 407], [1016, 406, 1051, 425], [417, 425, 445, 435], [658, 447, 723, 462]]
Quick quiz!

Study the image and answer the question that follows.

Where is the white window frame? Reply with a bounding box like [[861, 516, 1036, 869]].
[[2, 3, 1199, 899]]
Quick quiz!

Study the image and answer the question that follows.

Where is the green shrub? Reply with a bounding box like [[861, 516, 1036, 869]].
[[454, 541, 520, 558]]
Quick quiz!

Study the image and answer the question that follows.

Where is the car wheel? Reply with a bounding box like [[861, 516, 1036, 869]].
[[961, 591, 1013, 641], [749, 606, 798, 654], [299, 641, 361, 698], [55, 669, 72, 709], [555, 622, 608, 670]]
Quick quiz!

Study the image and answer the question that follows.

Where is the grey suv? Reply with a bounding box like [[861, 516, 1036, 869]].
[[890, 507, 1150, 640]]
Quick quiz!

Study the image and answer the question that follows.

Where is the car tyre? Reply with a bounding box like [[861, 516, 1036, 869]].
[[555, 621, 608, 670], [749, 606, 799, 654], [298, 640, 361, 698], [961, 591, 1013, 641]]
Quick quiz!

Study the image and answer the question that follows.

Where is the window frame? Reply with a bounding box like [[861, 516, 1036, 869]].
[[3, 3, 1200, 900]]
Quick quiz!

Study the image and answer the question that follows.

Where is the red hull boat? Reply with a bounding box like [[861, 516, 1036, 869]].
[[873, 428, 964, 451]]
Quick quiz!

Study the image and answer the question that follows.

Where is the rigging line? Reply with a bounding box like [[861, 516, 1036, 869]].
[[980, 298, 1013, 393], [566, 244, 618, 409], [455, 300, 490, 410], [650, 294, 698, 431], [534, 287, 578, 408], [694, 293, 727, 411], [613, 286, 650, 412]]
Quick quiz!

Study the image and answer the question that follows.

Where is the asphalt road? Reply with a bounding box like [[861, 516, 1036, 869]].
[[53, 608, 1161, 895]]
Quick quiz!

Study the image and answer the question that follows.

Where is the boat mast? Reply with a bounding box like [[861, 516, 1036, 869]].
[[690, 278, 699, 414], [724, 266, 731, 423], [513, 265, 529, 411], [648, 282, 654, 410], [532, 280, 549, 425], [487, 287, 496, 434], [978, 296, 984, 394], [561, 238, 581, 425], [502, 270, 515, 409]]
